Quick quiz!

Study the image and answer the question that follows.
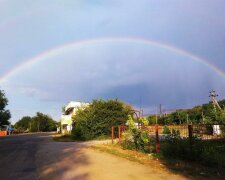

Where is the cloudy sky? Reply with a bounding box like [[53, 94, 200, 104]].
[[1, 0, 225, 123]]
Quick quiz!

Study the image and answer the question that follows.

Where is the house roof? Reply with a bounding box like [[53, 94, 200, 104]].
[[65, 101, 89, 112]]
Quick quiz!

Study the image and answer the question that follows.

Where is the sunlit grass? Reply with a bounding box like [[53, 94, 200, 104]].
[[52, 134, 76, 142], [91, 143, 224, 179]]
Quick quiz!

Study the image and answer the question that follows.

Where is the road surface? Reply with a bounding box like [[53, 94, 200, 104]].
[[0, 133, 187, 180]]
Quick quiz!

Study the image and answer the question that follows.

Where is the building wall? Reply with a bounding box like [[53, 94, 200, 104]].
[[61, 101, 89, 134]]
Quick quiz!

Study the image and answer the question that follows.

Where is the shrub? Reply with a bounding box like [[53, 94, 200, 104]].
[[71, 99, 132, 140], [161, 129, 225, 167], [121, 115, 152, 153], [162, 126, 171, 134]]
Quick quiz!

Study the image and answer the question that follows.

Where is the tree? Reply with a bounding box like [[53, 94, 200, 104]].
[[31, 112, 57, 132], [72, 99, 133, 140], [14, 116, 32, 131], [0, 89, 11, 126], [14, 112, 57, 132]]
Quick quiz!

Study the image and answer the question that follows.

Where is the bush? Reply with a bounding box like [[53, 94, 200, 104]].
[[161, 130, 225, 167], [162, 126, 171, 134], [71, 99, 132, 140], [121, 115, 153, 153], [220, 125, 225, 136]]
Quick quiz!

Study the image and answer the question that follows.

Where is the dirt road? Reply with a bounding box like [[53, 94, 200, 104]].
[[0, 133, 187, 180]]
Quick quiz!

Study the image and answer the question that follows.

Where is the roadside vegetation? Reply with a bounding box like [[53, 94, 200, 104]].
[[14, 112, 57, 132], [92, 143, 224, 179], [148, 99, 225, 125], [0, 89, 11, 127], [71, 99, 132, 140], [115, 114, 225, 177], [161, 133, 225, 167]]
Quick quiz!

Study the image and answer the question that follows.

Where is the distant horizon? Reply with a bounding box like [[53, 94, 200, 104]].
[[11, 92, 223, 124]]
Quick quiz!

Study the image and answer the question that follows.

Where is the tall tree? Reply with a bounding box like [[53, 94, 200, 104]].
[[31, 112, 57, 132], [0, 89, 11, 126], [14, 116, 32, 131]]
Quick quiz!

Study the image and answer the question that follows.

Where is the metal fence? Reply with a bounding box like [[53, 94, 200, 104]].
[[112, 124, 225, 153]]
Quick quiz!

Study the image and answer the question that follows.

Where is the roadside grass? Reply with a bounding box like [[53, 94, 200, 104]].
[[91, 143, 159, 165], [52, 134, 76, 142], [52, 134, 111, 142], [93, 135, 111, 141], [91, 143, 225, 179]]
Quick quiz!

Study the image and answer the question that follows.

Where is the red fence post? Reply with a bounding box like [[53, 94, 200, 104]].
[[112, 126, 114, 144], [155, 124, 160, 153]]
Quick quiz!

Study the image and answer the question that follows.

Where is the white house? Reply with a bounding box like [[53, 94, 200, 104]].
[[61, 101, 89, 134]]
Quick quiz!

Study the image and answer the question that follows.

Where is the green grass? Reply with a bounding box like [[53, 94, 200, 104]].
[[53, 134, 111, 142], [93, 135, 111, 140], [52, 134, 77, 142]]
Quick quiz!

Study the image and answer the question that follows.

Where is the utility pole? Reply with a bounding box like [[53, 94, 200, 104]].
[[139, 96, 142, 117], [209, 91, 222, 135], [159, 104, 162, 118], [209, 90, 222, 111], [202, 111, 205, 123], [186, 114, 189, 124]]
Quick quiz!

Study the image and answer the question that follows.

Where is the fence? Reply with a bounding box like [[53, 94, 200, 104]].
[[112, 124, 225, 153]]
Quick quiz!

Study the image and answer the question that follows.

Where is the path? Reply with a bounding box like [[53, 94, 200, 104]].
[[0, 133, 187, 180]]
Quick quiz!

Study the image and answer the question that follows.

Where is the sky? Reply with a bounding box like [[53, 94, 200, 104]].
[[1, 0, 225, 123]]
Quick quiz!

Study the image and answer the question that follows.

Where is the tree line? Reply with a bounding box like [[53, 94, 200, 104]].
[[148, 100, 225, 125], [14, 112, 57, 132]]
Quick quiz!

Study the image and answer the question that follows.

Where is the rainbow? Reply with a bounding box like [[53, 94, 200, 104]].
[[1, 37, 224, 84]]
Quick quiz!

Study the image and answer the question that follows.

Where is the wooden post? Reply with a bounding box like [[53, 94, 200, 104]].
[[118, 126, 121, 143], [155, 124, 160, 153], [112, 126, 114, 144], [188, 125, 193, 150]]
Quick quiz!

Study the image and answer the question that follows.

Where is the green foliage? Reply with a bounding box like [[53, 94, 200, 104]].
[[127, 115, 136, 129], [161, 131, 225, 167], [204, 109, 225, 124], [0, 89, 11, 126], [157, 116, 174, 125], [122, 115, 152, 153], [15, 112, 57, 132], [187, 106, 202, 123], [147, 99, 225, 125], [162, 130, 197, 160], [162, 126, 171, 134], [147, 115, 156, 125], [170, 111, 188, 124], [30, 112, 57, 132], [14, 116, 32, 131], [71, 99, 132, 140], [139, 117, 148, 126]]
